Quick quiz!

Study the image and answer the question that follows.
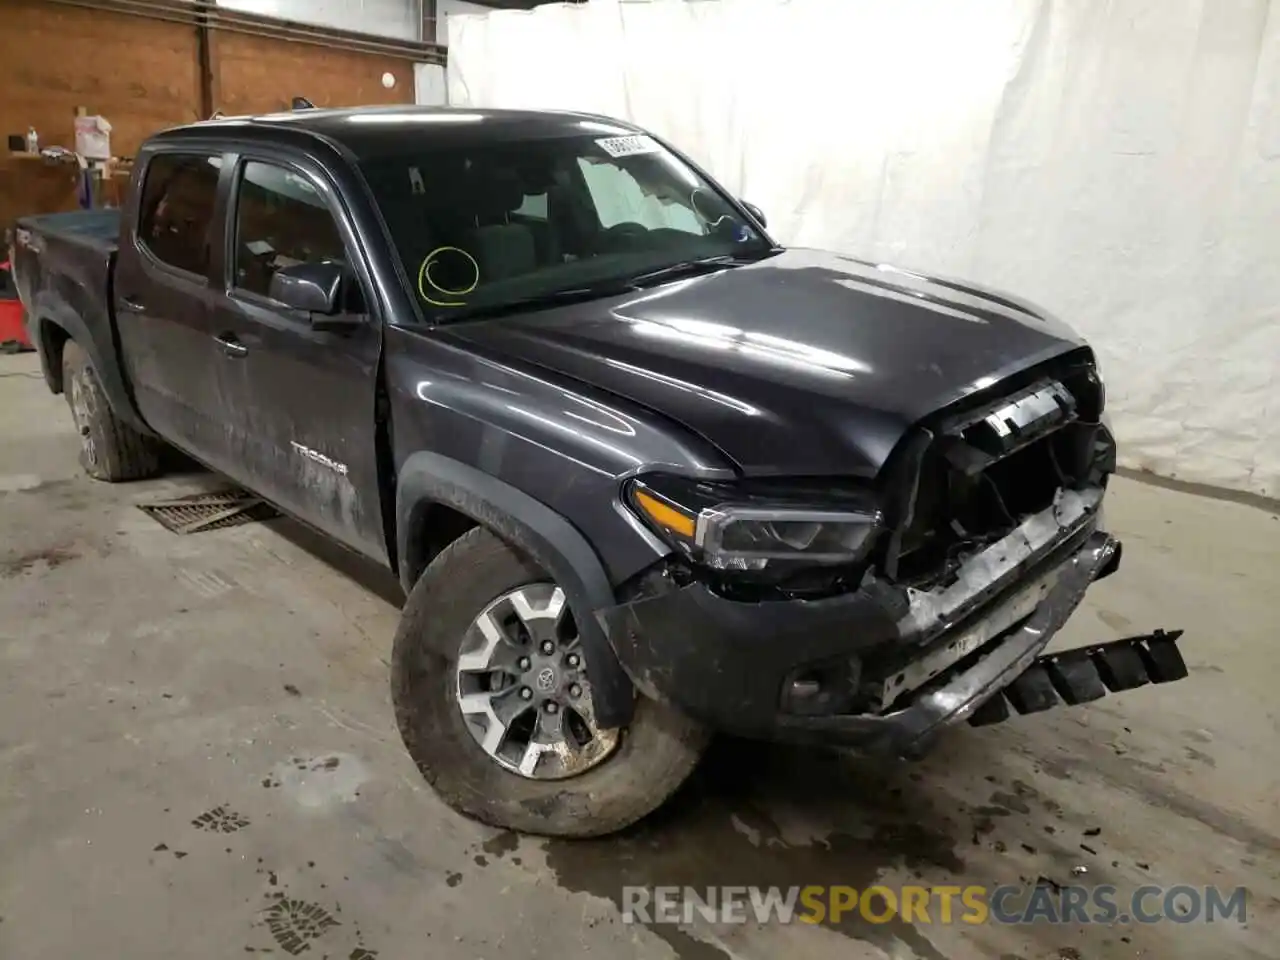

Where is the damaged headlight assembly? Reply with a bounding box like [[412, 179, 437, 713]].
[[625, 474, 883, 576]]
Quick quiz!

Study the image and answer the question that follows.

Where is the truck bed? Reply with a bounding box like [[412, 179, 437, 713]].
[[17, 209, 121, 253], [11, 209, 130, 419], [13, 209, 120, 314]]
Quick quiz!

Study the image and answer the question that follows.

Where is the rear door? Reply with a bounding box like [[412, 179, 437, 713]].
[[208, 153, 387, 563], [113, 151, 232, 467]]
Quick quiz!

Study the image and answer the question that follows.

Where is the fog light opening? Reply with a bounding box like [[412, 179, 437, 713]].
[[781, 660, 861, 716]]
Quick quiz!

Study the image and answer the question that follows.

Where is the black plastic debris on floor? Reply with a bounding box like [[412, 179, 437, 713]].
[[138, 489, 279, 535]]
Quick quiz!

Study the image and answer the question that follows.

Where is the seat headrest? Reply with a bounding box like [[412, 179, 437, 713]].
[[468, 168, 526, 221]]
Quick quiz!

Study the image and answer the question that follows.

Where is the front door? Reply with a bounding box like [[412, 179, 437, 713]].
[[209, 156, 387, 563]]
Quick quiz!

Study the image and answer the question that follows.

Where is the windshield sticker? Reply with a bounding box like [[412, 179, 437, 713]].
[[408, 166, 426, 195], [418, 246, 478, 308], [595, 135, 660, 158]]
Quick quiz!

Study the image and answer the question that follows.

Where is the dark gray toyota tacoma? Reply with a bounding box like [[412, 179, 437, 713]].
[[10, 106, 1188, 837]]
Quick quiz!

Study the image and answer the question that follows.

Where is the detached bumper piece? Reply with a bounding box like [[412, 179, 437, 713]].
[[968, 629, 1188, 727]]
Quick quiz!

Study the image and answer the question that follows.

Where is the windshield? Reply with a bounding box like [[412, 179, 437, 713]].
[[358, 132, 773, 321]]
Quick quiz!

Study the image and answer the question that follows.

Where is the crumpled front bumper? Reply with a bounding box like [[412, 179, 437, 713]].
[[776, 531, 1119, 755], [598, 530, 1124, 758]]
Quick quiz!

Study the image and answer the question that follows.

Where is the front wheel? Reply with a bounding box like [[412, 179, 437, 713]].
[[391, 527, 708, 837]]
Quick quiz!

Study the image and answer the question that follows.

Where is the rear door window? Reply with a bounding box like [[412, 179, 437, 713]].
[[137, 153, 221, 276], [514, 192, 548, 219]]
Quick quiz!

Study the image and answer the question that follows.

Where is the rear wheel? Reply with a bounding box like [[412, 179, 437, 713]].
[[391, 526, 708, 837], [62, 340, 161, 482]]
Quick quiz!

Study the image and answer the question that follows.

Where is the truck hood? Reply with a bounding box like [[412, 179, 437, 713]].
[[447, 248, 1086, 477]]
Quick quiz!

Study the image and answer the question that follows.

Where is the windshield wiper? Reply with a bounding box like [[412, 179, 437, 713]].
[[624, 255, 742, 288], [440, 282, 633, 323], [623, 246, 783, 288], [437, 249, 783, 323]]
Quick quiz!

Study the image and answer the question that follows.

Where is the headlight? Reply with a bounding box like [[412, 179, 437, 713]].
[[626, 474, 882, 573]]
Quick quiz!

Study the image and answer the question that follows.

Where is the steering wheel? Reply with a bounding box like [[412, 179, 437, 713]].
[[597, 221, 650, 254], [690, 187, 733, 233], [604, 221, 649, 239]]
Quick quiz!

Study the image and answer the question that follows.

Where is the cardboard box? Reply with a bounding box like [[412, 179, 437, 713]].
[[74, 115, 113, 161]]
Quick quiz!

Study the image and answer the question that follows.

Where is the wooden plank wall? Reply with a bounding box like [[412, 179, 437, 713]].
[[213, 31, 415, 118], [0, 1, 199, 232], [0, 0, 417, 233]]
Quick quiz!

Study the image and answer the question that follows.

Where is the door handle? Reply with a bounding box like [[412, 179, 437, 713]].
[[214, 333, 248, 358], [119, 295, 146, 314]]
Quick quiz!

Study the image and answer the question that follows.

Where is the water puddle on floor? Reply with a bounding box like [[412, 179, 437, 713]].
[[532, 741, 964, 960]]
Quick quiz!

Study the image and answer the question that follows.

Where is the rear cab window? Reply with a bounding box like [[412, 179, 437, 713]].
[[575, 158, 702, 233], [137, 153, 222, 276]]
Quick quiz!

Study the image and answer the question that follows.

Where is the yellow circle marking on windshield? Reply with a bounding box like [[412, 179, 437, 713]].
[[418, 246, 479, 307]]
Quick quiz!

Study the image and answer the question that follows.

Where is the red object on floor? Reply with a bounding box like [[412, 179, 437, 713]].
[[0, 259, 34, 351]]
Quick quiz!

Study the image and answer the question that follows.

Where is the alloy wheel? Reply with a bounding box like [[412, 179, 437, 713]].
[[454, 583, 619, 780]]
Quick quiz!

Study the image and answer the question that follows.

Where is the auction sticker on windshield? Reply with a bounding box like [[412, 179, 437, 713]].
[[596, 135, 660, 158]]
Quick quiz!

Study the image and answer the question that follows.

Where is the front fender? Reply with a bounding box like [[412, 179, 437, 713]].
[[396, 451, 635, 728]]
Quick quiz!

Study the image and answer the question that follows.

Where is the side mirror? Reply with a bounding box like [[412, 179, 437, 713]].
[[268, 261, 358, 331], [741, 201, 767, 228]]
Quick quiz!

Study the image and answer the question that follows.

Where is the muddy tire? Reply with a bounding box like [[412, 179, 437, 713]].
[[62, 340, 161, 482], [391, 526, 708, 837]]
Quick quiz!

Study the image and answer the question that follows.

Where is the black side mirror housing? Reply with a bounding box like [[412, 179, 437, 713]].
[[268, 262, 359, 332], [742, 201, 767, 228]]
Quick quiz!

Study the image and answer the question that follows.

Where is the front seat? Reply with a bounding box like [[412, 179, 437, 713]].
[[465, 173, 538, 283]]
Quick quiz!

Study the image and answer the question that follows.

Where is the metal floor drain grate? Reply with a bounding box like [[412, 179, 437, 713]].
[[138, 489, 279, 535]]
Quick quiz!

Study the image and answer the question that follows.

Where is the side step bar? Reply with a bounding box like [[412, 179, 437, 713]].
[[968, 629, 1188, 727]]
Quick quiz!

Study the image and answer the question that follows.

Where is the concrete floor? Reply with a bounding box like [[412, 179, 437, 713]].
[[1, 350, 1277, 960]]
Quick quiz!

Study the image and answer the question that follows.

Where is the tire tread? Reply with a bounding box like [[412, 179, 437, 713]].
[[391, 526, 707, 838], [62, 340, 160, 482]]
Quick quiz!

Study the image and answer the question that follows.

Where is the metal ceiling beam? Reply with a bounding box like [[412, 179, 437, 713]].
[[37, 0, 447, 63], [463, 0, 583, 8]]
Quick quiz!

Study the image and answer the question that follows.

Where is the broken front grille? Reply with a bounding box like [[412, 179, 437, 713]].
[[879, 350, 1111, 590]]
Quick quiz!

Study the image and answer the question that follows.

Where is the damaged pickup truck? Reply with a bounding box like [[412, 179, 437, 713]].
[[10, 106, 1188, 837]]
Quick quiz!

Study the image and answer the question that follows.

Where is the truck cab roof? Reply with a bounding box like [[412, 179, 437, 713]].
[[153, 105, 647, 159]]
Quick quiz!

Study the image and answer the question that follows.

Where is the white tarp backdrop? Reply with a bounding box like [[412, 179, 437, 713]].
[[446, 0, 1280, 498]]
